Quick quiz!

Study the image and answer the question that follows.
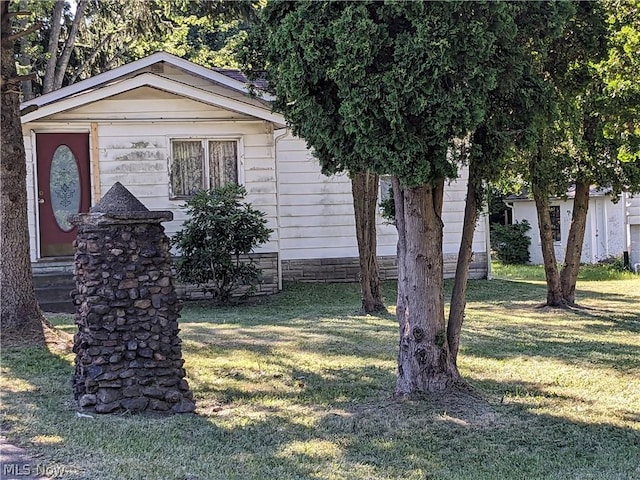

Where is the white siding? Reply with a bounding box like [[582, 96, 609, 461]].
[[628, 195, 640, 225], [511, 195, 627, 265], [51, 87, 256, 122], [626, 195, 640, 270], [275, 132, 487, 261], [23, 79, 488, 271], [630, 225, 640, 270], [23, 93, 279, 260]]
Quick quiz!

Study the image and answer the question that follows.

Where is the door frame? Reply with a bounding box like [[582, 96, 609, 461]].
[[31, 127, 94, 260]]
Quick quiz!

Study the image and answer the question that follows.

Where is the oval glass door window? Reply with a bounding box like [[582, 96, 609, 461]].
[[50, 145, 81, 231]]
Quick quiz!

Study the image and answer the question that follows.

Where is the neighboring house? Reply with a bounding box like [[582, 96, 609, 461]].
[[507, 187, 640, 269], [21, 52, 490, 298]]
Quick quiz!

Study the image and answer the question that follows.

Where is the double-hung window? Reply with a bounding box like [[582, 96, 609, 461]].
[[170, 139, 239, 199]]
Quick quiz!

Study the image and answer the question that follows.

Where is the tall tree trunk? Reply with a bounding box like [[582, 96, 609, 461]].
[[351, 171, 386, 314], [394, 180, 460, 395], [560, 181, 590, 305], [531, 170, 563, 306], [52, 0, 88, 91], [1, 1, 46, 343], [447, 160, 481, 365], [42, 0, 64, 94]]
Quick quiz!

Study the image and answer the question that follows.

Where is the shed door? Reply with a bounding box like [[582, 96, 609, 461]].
[[36, 133, 91, 257]]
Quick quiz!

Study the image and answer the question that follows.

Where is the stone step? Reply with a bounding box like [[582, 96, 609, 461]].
[[33, 273, 76, 313]]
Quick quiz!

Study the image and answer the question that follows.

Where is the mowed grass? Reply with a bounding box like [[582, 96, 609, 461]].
[[1, 267, 639, 480]]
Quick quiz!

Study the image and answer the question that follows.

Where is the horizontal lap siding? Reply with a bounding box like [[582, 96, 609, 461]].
[[276, 133, 488, 267], [26, 89, 279, 259], [96, 119, 278, 253], [629, 196, 640, 225], [282, 253, 489, 283], [277, 135, 359, 260]]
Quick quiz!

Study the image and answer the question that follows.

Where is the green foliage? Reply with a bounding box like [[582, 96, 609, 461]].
[[501, 0, 640, 199], [241, 1, 523, 186], [486, 186, 510, 225], [131, 0, 261, 69], [13, 0, 259, 95], [379, 184, 395, 224], [596, 255, 629, 273], [171, 184, 272, 304], [598, 0, 640, 174], [491, 220, 532, 265]]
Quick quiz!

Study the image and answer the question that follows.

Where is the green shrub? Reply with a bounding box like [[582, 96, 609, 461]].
[[379, 184, 395, 224], [172, 184, 272, 304], [490, 220, 531, 264], [596, 255, 628, 272]]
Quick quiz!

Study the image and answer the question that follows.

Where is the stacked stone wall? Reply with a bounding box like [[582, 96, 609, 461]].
[[70, 183, 194, 414]]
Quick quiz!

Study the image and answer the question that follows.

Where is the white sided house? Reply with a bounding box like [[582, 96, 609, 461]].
[[21, 52, 489, 301], [507, 188, 640, 269]]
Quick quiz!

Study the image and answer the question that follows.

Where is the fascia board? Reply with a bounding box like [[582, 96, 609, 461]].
[[20, 51, 273, 110], [21, 73, 285, 127]]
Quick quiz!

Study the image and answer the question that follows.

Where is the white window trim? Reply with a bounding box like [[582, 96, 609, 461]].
[[168, 136, 244, 200]]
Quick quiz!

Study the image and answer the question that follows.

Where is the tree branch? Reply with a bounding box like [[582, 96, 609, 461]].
[[6, 10, 32, 18], [42, 0, 64, 94], [2, 21, 40, 44], [70, 32, 114, 84], [0, 73, 37, 87], [104, 39, 136, 70], [53, 0, 88, 90]]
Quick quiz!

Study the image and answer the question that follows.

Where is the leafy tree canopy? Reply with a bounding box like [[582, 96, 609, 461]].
[[242, 1, 525, 187], [12, 0, 261, 97]]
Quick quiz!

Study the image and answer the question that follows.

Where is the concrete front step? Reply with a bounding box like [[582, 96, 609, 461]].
[[34, 273, 76, 313], [32, 260, 76, 313]]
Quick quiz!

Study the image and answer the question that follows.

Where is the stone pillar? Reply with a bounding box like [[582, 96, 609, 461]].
[[69, 182, 195, 414]]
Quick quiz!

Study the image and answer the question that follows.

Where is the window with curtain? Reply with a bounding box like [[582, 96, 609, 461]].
[[170, 139, 238, 199]]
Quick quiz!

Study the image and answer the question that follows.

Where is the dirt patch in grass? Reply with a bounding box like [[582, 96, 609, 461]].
[[0, 319, 72, 351], [318, 385, 501, 442]]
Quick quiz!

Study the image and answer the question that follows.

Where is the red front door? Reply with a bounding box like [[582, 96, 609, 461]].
[[36, 133, 91, 257]]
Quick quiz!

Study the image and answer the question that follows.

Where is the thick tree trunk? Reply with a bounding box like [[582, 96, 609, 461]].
[[560, 181, 590, 305], [351, 171, 386, 314], [531, 177, 564, 307], [394, 180, 460, 395], [447, 161, 481, 365], [1, 1, 46, 342]]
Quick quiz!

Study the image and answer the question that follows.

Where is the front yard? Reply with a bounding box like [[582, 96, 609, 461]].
[[1, 266, 639, 479]]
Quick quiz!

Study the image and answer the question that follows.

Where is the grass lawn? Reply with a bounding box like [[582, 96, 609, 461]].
[[1, 265, 639, 479]]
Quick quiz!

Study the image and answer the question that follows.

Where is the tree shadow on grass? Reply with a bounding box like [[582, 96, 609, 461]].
[[313, 379, 640, 480], [0, 345, 76, 475], [462, 325, 639, 373], [2, 341, 639, 479]]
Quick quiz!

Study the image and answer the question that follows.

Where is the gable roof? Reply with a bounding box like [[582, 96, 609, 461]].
[[212, 68, 269, 91], [20, 51, 282, 126]]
